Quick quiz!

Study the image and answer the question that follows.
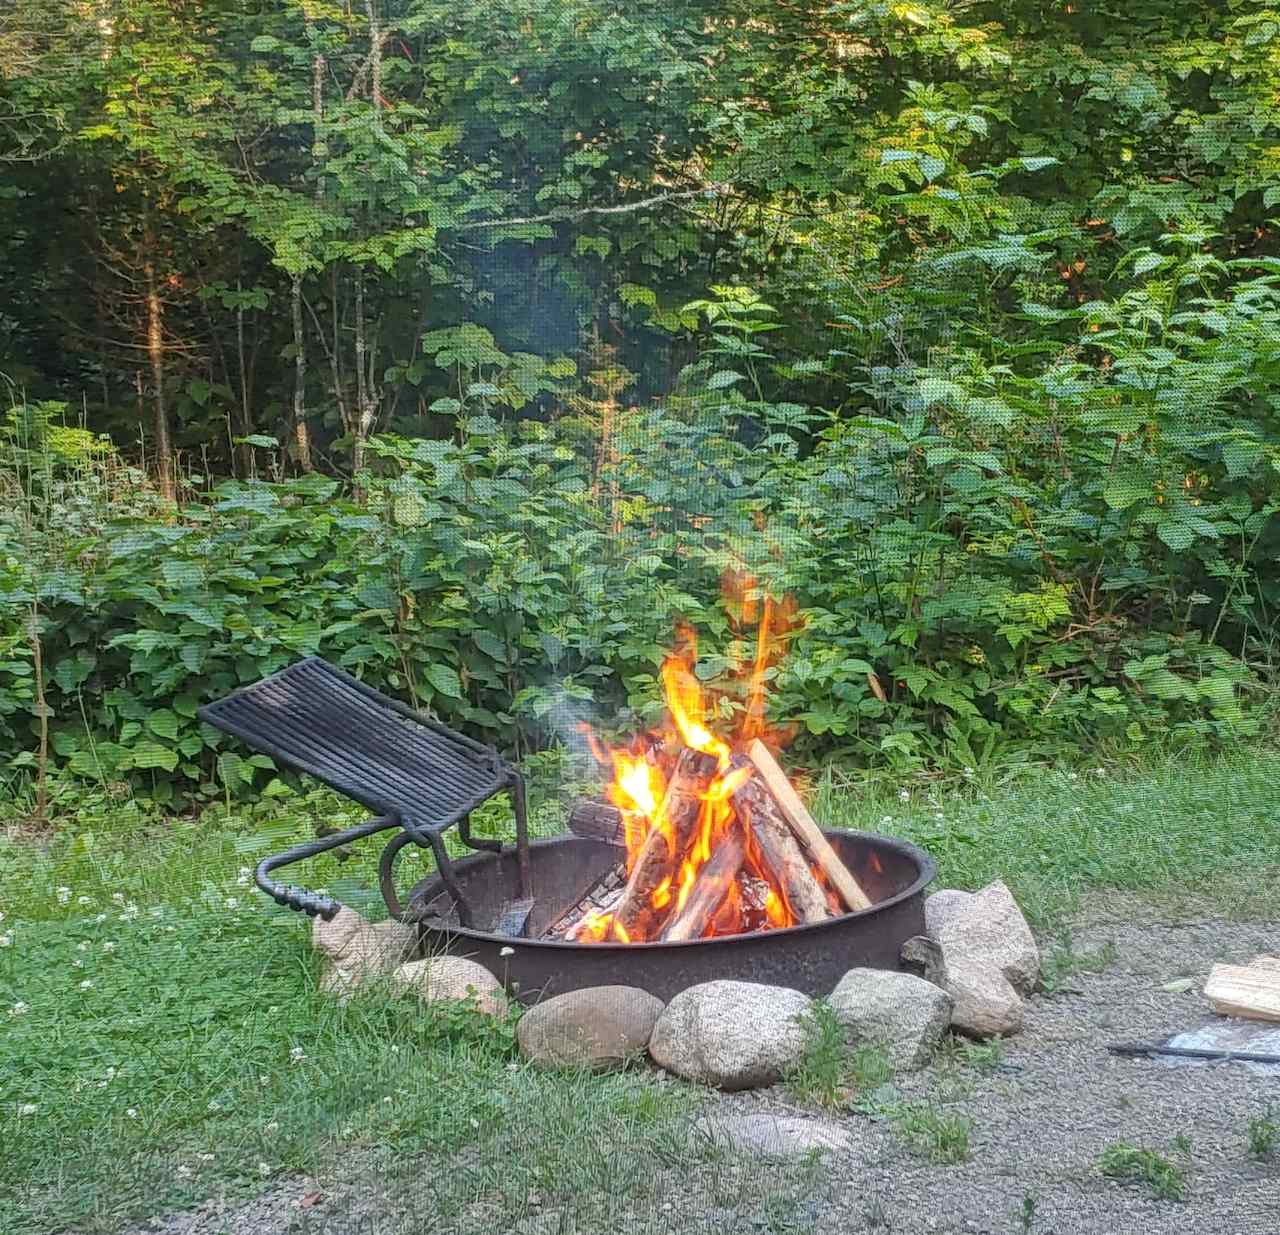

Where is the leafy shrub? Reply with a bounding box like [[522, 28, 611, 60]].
[[3, 268, 1277, 803]]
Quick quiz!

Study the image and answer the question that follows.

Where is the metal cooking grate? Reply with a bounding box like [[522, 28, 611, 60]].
[[198, 656, 509, 838]]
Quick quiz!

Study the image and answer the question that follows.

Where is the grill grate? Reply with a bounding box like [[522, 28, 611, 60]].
[[198, 657, 529, 922]]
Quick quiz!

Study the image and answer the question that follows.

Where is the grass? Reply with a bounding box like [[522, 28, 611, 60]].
[[1247, 1107, 1277, 1160], [4, 742, 1279, 1231], [1096, 1141, 1187, 1201], [785, 1000, 893, 1109], [814, 744, 1280, 930], [1039, 936, 1118, 994]]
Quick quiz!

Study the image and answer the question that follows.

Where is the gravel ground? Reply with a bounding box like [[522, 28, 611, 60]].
[[124, 907, 1280, 1235]]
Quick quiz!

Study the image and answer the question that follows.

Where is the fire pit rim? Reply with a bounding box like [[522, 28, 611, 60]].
[[407, 828, 936, 949]]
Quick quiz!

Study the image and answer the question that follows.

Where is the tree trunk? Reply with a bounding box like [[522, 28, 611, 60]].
[[290, 273, 313, 472], [141, 231, 175, 501]]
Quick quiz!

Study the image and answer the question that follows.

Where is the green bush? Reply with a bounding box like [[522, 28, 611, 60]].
[[3, 271, 1278, 803]]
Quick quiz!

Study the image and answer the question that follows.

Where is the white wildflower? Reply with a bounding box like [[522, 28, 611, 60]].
[[77, 941, 88, 952], [237, 867, 251, 887], [898, 789, 910, 803], [198, 1153, 214, 1162], [111, 893, 125, 904], [56, 886, 71, 904], [290, 1046, 306, 1063], [962, 766, 975, 779], [880, 815, 893, 825], [0, 934, 11, 948], [208, 1099, 222, 1112], [120, 902, 139, 921], [176, 1164, 192, 1178], [79, 979, 93, 990], [77, 895, 91, 905], [9, 1001, 29, 1016], [265, 1120, 279, 1133], [19, 1103, 36, 1116], [258, 1162, 271, 1177], [102, 940, 116, 953], [225, 897, 238, 910], [0, 910, 5, 923], [95, 913, 107, 924], [1093, 767, 1106, 777], [126, 1107, 138, 1119]]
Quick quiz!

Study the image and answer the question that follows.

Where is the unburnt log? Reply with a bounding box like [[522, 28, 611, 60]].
[[746, 739, 873, 912], [609, 747, 720, 939], [659, 826, 748, 943], [730, 762, 831, 926]]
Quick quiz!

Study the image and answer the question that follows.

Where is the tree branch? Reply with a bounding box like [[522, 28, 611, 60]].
[[451, 183, 733, 233]]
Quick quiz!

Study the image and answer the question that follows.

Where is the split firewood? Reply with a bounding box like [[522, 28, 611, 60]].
[[1204, 962, 1280, 1024], [730, 760, 830, 926], [609, 747, 720, 939], [566, 798, 626, 847], [746, 739, 873, 912], [659, 825, 748, 943]]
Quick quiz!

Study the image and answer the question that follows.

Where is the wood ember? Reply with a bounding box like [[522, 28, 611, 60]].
[[609, 747, 720, 940], [659, 826, 747, 942], [730, 757, 830, 926], [542, 862, 627, 940]]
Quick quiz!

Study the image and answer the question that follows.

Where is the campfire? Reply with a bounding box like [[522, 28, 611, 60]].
[[550, 579, 873, 945]]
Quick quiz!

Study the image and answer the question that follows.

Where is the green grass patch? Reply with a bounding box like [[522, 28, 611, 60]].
[[1097, 1142, 1187, 1201], [785, 1000, 893, 1109], [1248, 1107, 1277, 1160], [815, 746, 1280, 928]]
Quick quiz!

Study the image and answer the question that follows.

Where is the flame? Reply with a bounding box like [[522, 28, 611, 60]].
[[579, 567, 831, 943]]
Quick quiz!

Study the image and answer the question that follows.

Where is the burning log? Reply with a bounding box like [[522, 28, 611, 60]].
[[608, 747, 721, 940], [730, 759, 831, 927], [746, 739, 873, 913], [659, 826, 748, 942]]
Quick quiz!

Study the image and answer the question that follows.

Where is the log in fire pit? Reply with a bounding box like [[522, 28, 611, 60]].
[[201, 587, 936, 1005]]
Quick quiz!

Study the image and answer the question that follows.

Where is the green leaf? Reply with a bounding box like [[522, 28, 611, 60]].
[[147, 709, 179, 740], [706, 370, 744, 390], [425, 664, 464, 699], [131, 741, 179, 772]]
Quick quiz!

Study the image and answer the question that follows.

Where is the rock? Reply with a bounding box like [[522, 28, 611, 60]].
[[946, 959, 1024, 1037], [517, 985, 663, 1069], [312, 905, 366, 960], [900, 935, 948, 989], [648, 980, 811, 1091], [313, 908, 418, 997], [924, 881, 1039, 1038], [828, 968, 953, 1071], [932, 881, 1039, 996], [695, 1112, 854, 1157], [392, 956, 507, 1017], [923, 889, 976, 939]]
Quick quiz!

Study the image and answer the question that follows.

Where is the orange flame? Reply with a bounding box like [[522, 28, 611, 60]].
[[578, 568, 828, 943]]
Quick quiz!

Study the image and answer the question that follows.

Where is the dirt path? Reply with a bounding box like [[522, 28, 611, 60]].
[[122, 909, 1279, 1235]]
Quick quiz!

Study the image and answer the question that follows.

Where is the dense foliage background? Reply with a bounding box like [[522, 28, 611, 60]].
[[3, 0, 1280, 802]]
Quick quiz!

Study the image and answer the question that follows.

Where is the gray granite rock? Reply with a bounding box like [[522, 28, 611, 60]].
[[828, 967, 953, 1070], [648, 980, 811, 1091], [391, 956, 507, 1017], [934, 880, 1039, 996], [313, 908, 417, 997], [517, 985, 663, 1069], [695, 1112, 854, 1157]]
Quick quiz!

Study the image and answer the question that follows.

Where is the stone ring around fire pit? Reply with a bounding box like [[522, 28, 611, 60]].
[[398, 830, 935, 1004]]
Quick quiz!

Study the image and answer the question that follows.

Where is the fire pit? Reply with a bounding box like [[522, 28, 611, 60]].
[[201, 585, 938, 1008], [399, 830, 934, 1003]]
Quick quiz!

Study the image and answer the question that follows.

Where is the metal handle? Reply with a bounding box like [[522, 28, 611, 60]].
[[255, 815, 401, 920]]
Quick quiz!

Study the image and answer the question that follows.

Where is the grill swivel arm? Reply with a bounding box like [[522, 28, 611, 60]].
[[255, 815, 402, 920]]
